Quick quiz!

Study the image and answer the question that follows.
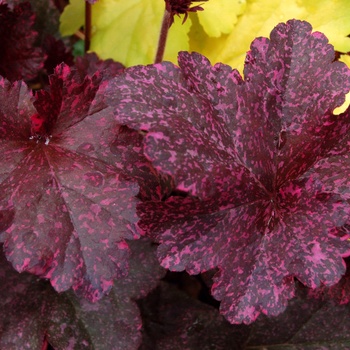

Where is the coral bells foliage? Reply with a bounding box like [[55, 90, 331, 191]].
[[0, 64, 140, 301], [109, 20, 350, 324], [0, 2, 45, 81]]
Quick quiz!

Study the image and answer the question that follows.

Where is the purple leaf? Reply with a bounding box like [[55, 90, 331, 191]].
[[0, 240, 164, 349], [112, 20, 350, 323], [42, 35, 74, 76], [0, 2, 46, 81], [139, 281, 246, 350], [75, 52, 125, 80], [0, 65, 140, 301], [0, 250, 91, 349], [309, 257, 350, 305], [110, 125, 174, 201], [246, 285, 350, 348], [27, 0, 61, 43]]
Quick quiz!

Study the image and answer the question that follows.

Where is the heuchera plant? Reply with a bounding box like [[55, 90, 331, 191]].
[[1, 0, 350, 349], [109, 19, 350, 324]]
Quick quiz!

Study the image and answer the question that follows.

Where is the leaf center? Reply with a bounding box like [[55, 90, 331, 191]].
[[30, 113, 51, 145]]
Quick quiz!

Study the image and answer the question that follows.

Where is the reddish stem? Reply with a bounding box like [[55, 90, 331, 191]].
[[85, 2, 92, 52], [41, 336, 49, 350], [154, 9, 172, 64]]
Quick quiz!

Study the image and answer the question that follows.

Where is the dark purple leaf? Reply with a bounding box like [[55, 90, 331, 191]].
[[111, 20, 350, 324], [0, 250, 92, 349], [63, 239, 165, 349], [70, 53, 172, 202], [0, 240, 164, 349], [116, 238, 166, 299], [26, 0, 61, 43], [139, 281, 247, 350], [308, 257, 350, 305], [75, 52, 125, 80], [246, 285, 350, 349], [42, 35, 74, 76], [0, 65, 140, 301], [110, 125, 174, 201], [0, 2, 45, 81]]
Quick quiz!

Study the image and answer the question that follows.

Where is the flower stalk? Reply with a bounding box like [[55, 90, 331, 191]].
[[85, 2, 92, 52]]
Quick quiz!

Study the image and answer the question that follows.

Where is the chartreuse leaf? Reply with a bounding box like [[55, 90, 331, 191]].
[[60, 0, 190, 66], [110, 20, 350, 324], [334, 55, 350, 115], [60, 0, 244, 66], [191, 0, 350, 73], [196, 0, 246, 37]]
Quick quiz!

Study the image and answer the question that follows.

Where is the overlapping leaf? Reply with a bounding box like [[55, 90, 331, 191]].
[[190, 0, 350, 74], [42, 36, 74, 77], [0, 2, 45, 81], [0, 250, 91, 349], [245, 284, 350, 348], [0, 64, 140, 301], [0, 239, 165, 349], [110, 125, 174, 202], [139, 281, 246, 349], [110, 20, 350, 323]]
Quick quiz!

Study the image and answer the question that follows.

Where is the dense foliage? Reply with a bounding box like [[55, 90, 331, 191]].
[[1, 0, 350, 349]]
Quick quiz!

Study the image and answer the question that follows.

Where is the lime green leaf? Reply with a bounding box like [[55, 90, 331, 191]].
[[302, 0, 350, 53], [60, 0, 350, 70], [59, 0, 84, 36], [199, 0, 246, 37], [334, 55, 350, 115], [59, 0, 245, 66], [91, 0, 191, 66], [191, 0, 350, 73], [60, 0, 191, 66]]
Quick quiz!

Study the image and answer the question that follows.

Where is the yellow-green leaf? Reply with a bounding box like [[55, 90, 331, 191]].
[[199, 0, 246, 37], [60, 0, 191, 66], [91, 0, 191, 66], [60, 0, 245, 66], [190, 0, 350, 73], [334, 55, 350, 115], [60, 0, 84, 36]]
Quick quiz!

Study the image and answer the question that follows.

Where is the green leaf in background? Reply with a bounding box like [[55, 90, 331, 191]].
[[59, 0, 244, 66], [190, 0, 350, 73]]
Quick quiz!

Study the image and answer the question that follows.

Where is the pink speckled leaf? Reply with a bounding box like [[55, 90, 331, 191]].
[[0, 2, 45, 81], [308, 257, 350, 305], [0, 65, 140, 301], [0, 250, 91, 349], [73, 53, 172, 202], [117, 20, 350, 324], [110, 125, 174, 201], [0, 242, 163, 350], [75, 52, 124, 80], [107, 59, 239, 198]]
